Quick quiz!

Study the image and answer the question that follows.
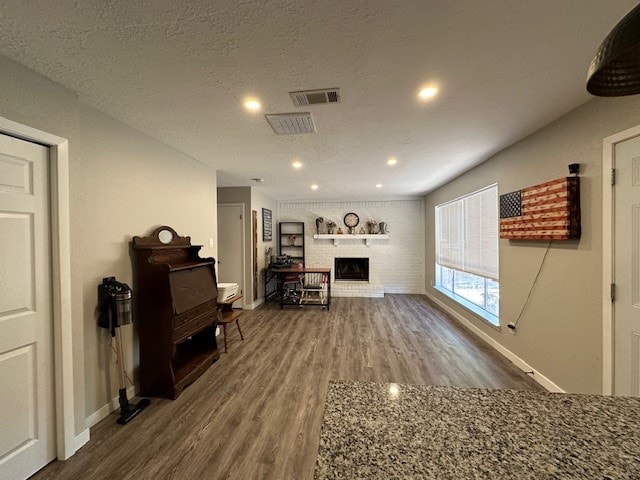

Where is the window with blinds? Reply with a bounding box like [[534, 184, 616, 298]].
[[435, 185, 499, 324]]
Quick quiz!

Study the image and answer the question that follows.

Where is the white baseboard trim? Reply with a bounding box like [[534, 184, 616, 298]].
[[85, 385, 138, 429], [73, 428, 90, 452], [246, 297, 265, 310], [424, 292, 565, 393]]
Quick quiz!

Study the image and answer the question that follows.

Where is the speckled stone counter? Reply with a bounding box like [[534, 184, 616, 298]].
[[314, 380, 640, 479]]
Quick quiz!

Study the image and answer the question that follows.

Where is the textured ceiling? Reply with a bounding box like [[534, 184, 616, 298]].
[[0, 0, 636, 199]]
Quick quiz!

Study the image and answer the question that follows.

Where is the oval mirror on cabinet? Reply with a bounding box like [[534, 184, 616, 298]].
[[158, 229, 174, 245]]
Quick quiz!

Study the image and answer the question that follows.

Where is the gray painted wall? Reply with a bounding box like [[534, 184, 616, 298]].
[[0, 54, 218, 432], [425, 95, 640, 394]]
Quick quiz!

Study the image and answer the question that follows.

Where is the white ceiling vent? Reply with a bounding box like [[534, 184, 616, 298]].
[[290, 88, 341, 107], [265, 113, 316, 135]]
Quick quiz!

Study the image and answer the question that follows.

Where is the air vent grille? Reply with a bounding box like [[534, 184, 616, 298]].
[[290, 88, 341, 107], [293, 93, 309, 106], [265, 113, 316, 135]]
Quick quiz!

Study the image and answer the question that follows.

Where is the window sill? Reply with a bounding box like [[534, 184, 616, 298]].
[[434, 285, 500, 328]]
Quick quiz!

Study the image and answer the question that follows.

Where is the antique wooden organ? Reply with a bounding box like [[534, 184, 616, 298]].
[[131, 226, 219, 399]]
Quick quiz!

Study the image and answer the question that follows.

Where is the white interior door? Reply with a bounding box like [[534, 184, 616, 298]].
[[217, 204, 244, 306], [0, 133, 55, 479], [614, 134, 640, 396]]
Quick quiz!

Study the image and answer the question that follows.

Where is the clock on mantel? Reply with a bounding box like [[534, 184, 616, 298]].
[[343, 212, 359, 228]]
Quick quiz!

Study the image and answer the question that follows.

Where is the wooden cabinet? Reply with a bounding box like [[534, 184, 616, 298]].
[[279, 221, 305, 266], [132, 226, 220, 399]]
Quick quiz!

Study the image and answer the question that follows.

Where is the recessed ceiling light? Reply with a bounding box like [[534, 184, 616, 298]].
[[243, 98, 261, 111], [418, 86, 439, 100], [292, 160, 303, 169], [311, 184, 319, 190], [376, 183, 383, 188], [387, 157, 398, 166]]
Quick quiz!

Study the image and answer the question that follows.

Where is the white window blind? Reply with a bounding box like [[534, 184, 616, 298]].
[[436, 185, 498, 280]]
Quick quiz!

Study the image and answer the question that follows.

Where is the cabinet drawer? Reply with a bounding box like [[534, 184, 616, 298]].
[[173, 311, 215, 343], [173, 300, 217, 329]]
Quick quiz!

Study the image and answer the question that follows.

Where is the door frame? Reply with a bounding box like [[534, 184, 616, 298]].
[[0, 116, 78, 459], [217, 202, 246, 308], [602, 123, 640, 396]]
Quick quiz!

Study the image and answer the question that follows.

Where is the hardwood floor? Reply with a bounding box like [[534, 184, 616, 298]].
[[32, 295, 542, 480]]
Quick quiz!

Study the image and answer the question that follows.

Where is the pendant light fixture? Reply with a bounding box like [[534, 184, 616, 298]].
[[587, 3, 640, 96]]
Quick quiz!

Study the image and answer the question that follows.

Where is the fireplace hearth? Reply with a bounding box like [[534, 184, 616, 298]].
[[335, 257, 369, 281]]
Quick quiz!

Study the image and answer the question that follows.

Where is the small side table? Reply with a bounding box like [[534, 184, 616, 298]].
[[217, 293, 244, 353]]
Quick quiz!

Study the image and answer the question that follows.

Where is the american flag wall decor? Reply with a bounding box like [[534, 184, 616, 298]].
[[499, 177, 581, 240]]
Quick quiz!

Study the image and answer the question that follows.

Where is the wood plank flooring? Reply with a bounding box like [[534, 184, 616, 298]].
[[32, 295, 542, 480]]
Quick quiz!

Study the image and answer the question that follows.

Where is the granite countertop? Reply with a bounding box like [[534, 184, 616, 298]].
[[314, 380, 640, 479]]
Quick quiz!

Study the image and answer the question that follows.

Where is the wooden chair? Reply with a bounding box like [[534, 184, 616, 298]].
[[298, 271, 329, 306], [217, 293, 244, 353]]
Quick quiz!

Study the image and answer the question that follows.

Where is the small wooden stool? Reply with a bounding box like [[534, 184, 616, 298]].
[[217, 293, 244, 353]]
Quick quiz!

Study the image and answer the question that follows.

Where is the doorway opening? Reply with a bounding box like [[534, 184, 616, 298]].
[[0, 116, 79, 464], [602, 123, 640, 396]]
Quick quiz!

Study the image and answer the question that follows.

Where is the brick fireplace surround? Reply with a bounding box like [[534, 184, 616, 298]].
[[278, 199, 425, 297]]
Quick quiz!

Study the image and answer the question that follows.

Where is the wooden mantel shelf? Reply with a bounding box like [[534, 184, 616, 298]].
[[313, 234, 389, 247]]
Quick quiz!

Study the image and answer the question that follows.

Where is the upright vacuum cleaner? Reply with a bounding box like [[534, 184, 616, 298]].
[[98, 277, 150, 424]]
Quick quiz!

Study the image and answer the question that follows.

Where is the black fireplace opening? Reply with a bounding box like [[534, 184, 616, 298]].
[[335, 257, 369, 281]]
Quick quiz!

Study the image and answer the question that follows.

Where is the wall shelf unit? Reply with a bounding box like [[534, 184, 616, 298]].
[[279, 221, 305, 265], [313, 234, 389, 247]]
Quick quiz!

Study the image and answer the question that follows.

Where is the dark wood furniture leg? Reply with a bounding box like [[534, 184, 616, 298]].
[[279, 272, 284, 309], [222, 324, 228, 353], [236, 320, 244, 340], [217, 293, 244, 353]]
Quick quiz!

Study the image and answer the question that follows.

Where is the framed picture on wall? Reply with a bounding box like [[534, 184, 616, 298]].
[[262, 208, 272, 241]]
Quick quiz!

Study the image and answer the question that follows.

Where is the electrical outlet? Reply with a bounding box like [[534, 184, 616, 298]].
[[209, 238, 214, 248], [507, 322, 516, 334]]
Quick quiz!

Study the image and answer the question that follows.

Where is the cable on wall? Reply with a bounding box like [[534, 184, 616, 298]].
[[511, 240, 552, 328]]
